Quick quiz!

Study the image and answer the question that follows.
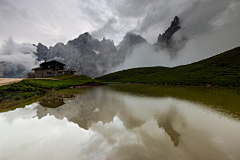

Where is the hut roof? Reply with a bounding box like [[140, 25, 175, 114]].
[[40, 60, 65, 66], [32, 67, 43, 70]]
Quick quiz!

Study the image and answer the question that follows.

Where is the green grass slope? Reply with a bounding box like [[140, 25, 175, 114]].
[[96, 46, 240, 86]]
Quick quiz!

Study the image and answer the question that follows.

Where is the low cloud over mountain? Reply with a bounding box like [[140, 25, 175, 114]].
[[32, 17, 181, 78], [0, 38, 38, 78], [1, 0, 240, 78]]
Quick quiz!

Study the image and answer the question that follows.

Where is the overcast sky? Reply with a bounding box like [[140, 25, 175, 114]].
[[0, 0, 239, 47], [0, 0, 240, 72]]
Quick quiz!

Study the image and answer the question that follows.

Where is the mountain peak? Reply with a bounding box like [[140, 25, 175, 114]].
[[118, 33, 147, 51], [155, 16, 181, 48]]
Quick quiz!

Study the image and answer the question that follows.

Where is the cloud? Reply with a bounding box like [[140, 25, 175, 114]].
[[1, 0, 239, 47], [178, 0, 239, 38], [91, 18, 118, 40], [0, 37, 38, 69], [0, 0, 239, 73], [114, 20, 240, 71], [0, 0, 92, 47], [111, 0, 240, 71], [105, 0, 156, 18]]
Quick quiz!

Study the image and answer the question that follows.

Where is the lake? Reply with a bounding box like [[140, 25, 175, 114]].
[[1, 84, 240, 160]]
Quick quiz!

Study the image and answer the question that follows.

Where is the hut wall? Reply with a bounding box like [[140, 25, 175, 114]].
[[56, 71, 65, 76], [43, 69, 55, 77], [34, 70, 43, 78], [27, 73, 35, 78]]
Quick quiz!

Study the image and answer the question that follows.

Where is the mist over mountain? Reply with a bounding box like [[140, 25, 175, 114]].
[[0, 14, 228, 78], [30, 16, 181, 78], [0, 38, 38, 78], [0, 62, 28, 78], [34, 32, 119, 77], [116, 33, 149, 64], [154, 16, 183, 58], [1, 4, 240, 78], [32, 33, 154, 77]]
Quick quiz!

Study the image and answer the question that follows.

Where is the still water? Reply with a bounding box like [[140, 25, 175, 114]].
[[0, 85, 240, 160]]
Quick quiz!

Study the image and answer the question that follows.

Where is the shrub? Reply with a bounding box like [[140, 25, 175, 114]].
[[21, 93, 30, 99], [5, 94, 12, 99], [55, 84, 69, 90], [38, 88, 47, 94], [14, 97, 20, 101], [35, 90, 45, 95]]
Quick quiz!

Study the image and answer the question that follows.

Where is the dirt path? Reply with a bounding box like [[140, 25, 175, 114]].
[[0, 78, 24, 87]]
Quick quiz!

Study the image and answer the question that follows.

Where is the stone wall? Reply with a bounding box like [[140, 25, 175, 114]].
[[30, 69, 74, 78], [27, 73, 35, 78], [34, 70, 43, 78], [56, 71, 65, 76], [43, 69, 55, 77]]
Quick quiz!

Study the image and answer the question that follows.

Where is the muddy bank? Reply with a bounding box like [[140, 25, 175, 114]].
[[71, 82, 106, 88], [84, 82, 106, 86]]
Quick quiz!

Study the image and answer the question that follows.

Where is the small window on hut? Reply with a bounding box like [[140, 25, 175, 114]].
[[47, 72, 52, 74], [58, 71, 62, 74]]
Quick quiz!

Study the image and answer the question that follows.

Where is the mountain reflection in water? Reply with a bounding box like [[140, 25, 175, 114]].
[[155, 107, 182, 147], [37, 90, 184, 147], [36, 90, 146, 131], [1, 85, 240, 160]]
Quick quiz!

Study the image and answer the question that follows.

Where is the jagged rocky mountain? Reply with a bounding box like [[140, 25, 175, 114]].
[[154, 16, 182, 57], [33, 16, 180, 77], [34, 32, 150, 77], [155, 16, 181, 48], [34, 32, 120, 77], [0, 16, 181, 78]]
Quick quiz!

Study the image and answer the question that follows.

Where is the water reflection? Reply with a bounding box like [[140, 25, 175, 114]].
[[110, 84, 240, 119], [36, 89, 123, 130], [155, 107, 182, 147], [39, 93, 75, 108], [1, 85, 240, 160]]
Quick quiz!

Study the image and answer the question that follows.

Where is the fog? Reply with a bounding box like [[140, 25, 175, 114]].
[[0, 38, 38, 69], [114, 0, 240, 70], [116, 23, 240, 71]]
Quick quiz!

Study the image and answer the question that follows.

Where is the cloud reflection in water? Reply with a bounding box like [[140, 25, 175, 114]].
[[0, 86, 240, 160]]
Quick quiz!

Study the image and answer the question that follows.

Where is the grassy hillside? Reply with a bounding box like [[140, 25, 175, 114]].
[[96, 46, 240, 86]]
